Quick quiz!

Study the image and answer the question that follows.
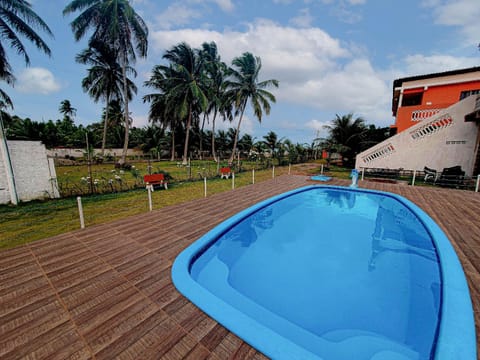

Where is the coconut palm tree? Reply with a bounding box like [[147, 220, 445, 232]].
[[76, 40, 137, 156], [59, 99, 76, 121], [199, 42, 229, 162], [0, 0, 52, 107], [63, 0, 148, 164], [161, 42, 209, 164], [225, 52, 278, 164], [323, 113, 367, 167]]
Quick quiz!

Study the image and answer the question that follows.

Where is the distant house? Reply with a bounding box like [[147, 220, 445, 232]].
[[0, 140, 60, 204], [356, 67, 480, 176]]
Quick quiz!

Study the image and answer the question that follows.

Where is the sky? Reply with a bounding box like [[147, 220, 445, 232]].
[[6, 0, 480, 144]]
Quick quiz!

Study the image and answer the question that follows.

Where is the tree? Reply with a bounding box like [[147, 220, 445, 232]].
[[199, 42, 229, 162], [323, 113, 367, 167], [76, 40, 137, 156], [0, 0, 52, 107], [59, 99, 76, 121], [262, 130, 284, 159], [160, 42, 209, 164], [64, 0, 148, 164], [225, 52, 278, 163]]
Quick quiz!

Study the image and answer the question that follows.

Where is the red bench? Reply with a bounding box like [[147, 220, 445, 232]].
[[144, 173, 168, 190], [220, 167, 231, 179]]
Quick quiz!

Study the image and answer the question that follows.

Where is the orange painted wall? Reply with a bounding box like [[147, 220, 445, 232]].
[[394, 80, 480, 133]]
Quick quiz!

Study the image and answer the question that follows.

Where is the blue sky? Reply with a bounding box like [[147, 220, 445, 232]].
[[7, 0, 480, 144]]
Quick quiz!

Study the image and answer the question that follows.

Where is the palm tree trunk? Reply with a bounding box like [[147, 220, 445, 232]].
[[120, 63, 130, 164], [199, 113, 207, 160], [229, 103, 246, 164], [182, 105, 192, 165], [211, 108, 218, 162], [101, 93, 110, 157], [170, 128, 175, 161]]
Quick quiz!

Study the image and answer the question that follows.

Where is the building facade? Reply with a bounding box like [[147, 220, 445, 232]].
[[391, 67, 480, 134], [356, 67, 480, 176]]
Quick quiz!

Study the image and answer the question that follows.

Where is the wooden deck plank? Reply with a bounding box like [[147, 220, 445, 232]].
[[0, 175, 478, 359]]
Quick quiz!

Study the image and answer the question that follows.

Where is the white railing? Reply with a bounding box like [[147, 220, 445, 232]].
[[411, 108, 441, 121], [409, 113, 453, 140]]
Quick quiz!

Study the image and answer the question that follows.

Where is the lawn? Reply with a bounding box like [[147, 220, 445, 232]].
[[0, 160, 298, 250]]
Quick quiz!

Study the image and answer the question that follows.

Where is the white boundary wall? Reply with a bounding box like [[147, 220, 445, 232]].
[[0, 141, 60, 204], [355, 95, 480, 176]]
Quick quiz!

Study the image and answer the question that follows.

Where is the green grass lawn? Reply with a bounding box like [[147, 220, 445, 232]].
[[0, 162, 291, 250]]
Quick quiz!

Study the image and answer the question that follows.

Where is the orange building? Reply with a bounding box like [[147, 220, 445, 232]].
[[391, 67, 480, 134]]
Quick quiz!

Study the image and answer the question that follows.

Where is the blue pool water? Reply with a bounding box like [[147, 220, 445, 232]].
[[172, 186, 476, 360], [310, 175, 332, 181]]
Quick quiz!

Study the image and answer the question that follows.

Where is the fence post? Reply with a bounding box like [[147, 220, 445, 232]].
[[252, 169, 255, 184], [288, 163, 291, 175], [204, 177, 207, 198], [321, 164, 324, 174], [232, 172, 235, 190], [77, 196, 85, 229], [147, 186, 153, 211], [411, 170, 416, 186], [476, 175, 480, 192], [272, 166, 275, 179], [361, 168, 365, 181]]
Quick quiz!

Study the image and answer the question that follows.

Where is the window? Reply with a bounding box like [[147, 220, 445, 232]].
[[460, 89, 480, 100], [401, 92, 423, 106]]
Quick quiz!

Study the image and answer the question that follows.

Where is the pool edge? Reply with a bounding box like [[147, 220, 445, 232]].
[[171, 185, 477, 360]]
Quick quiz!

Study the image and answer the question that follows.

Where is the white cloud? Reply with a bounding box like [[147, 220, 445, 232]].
[[150, 20, 396, 125], [155, 3, 202, 30], [290, 8, 314, 28], [305, 119, 330, 138], [424, 0, 480, 45], [402, 54, 479, 75], [212, 0, 234, 12], [16, 67, 61, 95]]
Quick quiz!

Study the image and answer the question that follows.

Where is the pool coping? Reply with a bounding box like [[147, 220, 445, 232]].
[[171, 185, 476, 360]]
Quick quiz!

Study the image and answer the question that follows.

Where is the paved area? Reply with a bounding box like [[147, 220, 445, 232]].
[[0, 175, 478, 359]]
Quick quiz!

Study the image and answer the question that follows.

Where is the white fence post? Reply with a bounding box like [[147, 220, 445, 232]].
[[272, 166, 275, 179], [411, 170, 416, 186], [147, 186, 153, 211], [252, 169, 255, 184], [77, 196, 85, 229], [476, 175, 480, 192], [321, 164, 324, 174], [361, 168, 365, 181], [204, 177, 207, 197], [232, 172, 235, 189], [288, 163, 291, 175]]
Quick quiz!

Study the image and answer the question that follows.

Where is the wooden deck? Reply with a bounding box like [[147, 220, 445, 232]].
[[0, 175, 478, 359]]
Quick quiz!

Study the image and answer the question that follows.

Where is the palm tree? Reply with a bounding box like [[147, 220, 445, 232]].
[[63, 0, 148, 164], [0, 0, 52, 107], [199, 42, 229, 162], [225, 52, 278, 163], [144, 64, 181, 161], [59, 99, 76, 121], [161, 42, 209, 164], [262, 130, 284, 159], [76, 40, 137, 156], [323, 113, 367, 167]]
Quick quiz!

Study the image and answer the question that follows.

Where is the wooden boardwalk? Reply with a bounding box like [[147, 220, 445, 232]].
[[0, 175, 478, 359]]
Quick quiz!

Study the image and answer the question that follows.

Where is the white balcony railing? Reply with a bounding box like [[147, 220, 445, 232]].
[[411, 108, 441, 121]]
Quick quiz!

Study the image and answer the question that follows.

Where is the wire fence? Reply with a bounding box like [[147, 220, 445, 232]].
[[360, 167, 480, 191], [0, 164, 292, 250]]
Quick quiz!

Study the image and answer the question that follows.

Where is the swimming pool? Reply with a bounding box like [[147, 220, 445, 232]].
[[172, 186, 476, 360]]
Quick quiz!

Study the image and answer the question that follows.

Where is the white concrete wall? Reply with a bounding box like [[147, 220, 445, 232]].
[[47, 147, 145, 158], [355, 95, 479, 176], [0, 141, 60, 204]]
